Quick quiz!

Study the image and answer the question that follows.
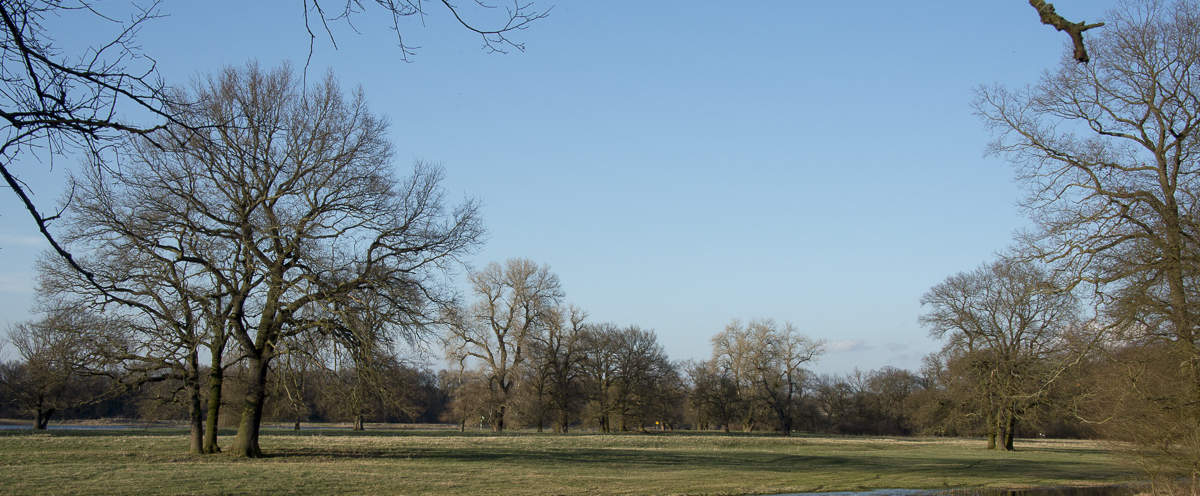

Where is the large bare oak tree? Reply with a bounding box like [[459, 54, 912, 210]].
[[978, 0, 1200, 461]]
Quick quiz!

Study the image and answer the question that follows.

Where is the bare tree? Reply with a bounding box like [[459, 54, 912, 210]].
[[38, 159, 243, 453], [711, 320, 766, 432], [608, 325, 675, 432], [534, 305, 587, 433], [685, 359, 739, 432], [87, 63, 480, 457], [514, 306, 586, 432], [0, 0, 545, 292], [443, 258, 562, 432], [578, 322, 621, 433], [319, 289, 428, 431], [715, 320, 821, 437], [977, 0, 1200, 457], [1, 310, 115, 429], [921, 258, 1079, 450]]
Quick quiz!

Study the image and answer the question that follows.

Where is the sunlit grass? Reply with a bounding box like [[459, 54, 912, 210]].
[[0, 428, 1138, 495]]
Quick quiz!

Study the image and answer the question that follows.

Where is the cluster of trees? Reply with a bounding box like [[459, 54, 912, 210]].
[[0, 62, 483, 459], [0, 255, 1107, 446], [0, 298, 1106, 442], [0, 0, 549, 459], [918, 0, 1200, 484]]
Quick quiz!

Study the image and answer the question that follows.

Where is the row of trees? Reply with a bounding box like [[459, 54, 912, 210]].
[[0, 254, 1105, 444], [1, 302, 1106, 441]]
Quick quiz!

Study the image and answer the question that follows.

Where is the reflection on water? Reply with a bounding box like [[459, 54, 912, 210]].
[[937, 485, 1139, 496], [0, 424, 144, 430], [772, 484, 1140, 496], [771, 490, 932, 496]]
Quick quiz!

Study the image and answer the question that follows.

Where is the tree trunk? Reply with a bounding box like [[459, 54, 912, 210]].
[[353, 414, 364, 431], [1003, 410, 1017, 451], [187, 350, 204, 454], [188, 377, 204, 454], [491, 405, 506, 432], [294, 419, 301, 431], [34, 407, 53, 430], [230, 354, 270, 458], [557, 409, 570, 434], [535, 388, 545, 433], [203, 350, 224, 453], [986, 408, 998, 450]]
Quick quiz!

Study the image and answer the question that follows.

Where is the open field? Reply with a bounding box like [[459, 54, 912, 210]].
[[0, 428, 1139, 495]]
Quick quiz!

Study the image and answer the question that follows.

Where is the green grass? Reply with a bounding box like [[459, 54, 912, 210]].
[[0, 428, 1140, 495]]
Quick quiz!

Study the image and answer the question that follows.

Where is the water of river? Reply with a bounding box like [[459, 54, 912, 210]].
[[0, 424, 147, 430]]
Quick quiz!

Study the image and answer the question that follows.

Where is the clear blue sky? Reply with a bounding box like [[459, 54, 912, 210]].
[[0, 1, 1114, 374]]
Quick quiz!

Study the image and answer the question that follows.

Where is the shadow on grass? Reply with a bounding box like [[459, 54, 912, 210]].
[[0, 427, 1134, 484], [261, 443, 1124, 483]]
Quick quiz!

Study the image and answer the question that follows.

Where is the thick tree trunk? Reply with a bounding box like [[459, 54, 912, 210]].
[[188, 406, 204, 454], [741, 404, 757, 432], [1003, 411, 1017, 451], [186, 350, 204, 454], [1156, 207, 1200, 420], [557, 409, 570, 434], [535, 389, 545, 433], [491, 405, 506, 432], [294, 420, 301, 431], [203, 351, 224, 453], [34, 407, 53, 430], [986, 408, 998, 450], [231, 355, 270, 458], [353, 414, 365, 431], [188, 378, 204, 454]]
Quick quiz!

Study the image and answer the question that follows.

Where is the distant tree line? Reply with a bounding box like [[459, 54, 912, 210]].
[[0, 257, 1103, 443]]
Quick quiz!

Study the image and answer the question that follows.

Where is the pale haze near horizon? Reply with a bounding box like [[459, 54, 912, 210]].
[[0, 1, 1115, 375]]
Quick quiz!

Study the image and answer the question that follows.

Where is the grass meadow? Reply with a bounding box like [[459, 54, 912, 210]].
[[0, 427, 1140, 495]]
